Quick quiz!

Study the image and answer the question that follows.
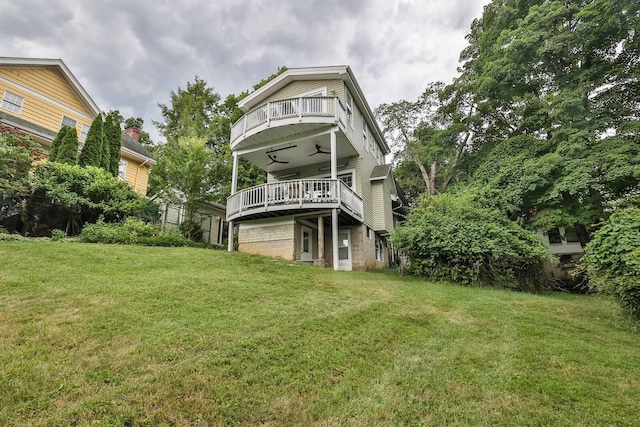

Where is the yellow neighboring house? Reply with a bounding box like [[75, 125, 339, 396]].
[[0, 57, 155, 195]]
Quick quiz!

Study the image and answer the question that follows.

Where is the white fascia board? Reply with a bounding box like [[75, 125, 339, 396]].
[[121, 146, 157, 166], [0, 57, 101, 117]]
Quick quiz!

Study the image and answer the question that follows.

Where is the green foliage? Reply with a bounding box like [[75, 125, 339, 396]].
[[50, 229, 67, 241], [124, 117, 153, 146], [48, 126, 69, 161], [178, 218, 204, 242], [80, 217, 189, 247], [392, 189, 551, 291], [581, 208, 640, 318], [104, 111, 123, 177], [155, 76, 221, 147], [0, 133, 44, 220], [78, 115, 104, 168], [451, 0, 640, 236], [150, 136, 226, 216], [54, 127, 79, 165], [26, 162, 155, 236]]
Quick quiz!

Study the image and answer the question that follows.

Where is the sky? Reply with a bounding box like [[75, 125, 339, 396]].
[[1, 0, 490, 143]]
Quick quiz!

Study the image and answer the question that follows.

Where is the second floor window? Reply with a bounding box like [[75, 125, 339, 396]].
[[80, 124, 90, 140], [345, 88, 353, 128], [61, 116, 77, 129], [1, 90, 24, 114], [363, 122, 369, 152]]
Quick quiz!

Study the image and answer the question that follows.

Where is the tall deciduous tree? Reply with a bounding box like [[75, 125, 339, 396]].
[[154, 76, 221, 148], [55, 127, 79, 165], [78, 115, 104, 168], [452, 0, 640, 242], [150, 136, 223, 220]]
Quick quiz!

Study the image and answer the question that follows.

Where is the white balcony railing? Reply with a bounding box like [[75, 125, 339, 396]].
[[230, 96, 347, 145], [227, 179, 363, 221]]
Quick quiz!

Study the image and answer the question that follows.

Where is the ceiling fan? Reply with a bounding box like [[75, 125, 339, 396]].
[[308, 144, 331, 156], [267, 154, 289, 165]]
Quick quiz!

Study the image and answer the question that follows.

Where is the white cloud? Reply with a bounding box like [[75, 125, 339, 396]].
[[1, 0, 490, 142]]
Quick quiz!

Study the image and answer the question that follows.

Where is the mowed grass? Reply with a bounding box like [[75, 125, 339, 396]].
[[1, 242, 639, 426]]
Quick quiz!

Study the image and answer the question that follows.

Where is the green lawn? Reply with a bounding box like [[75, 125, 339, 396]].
[[1, 241, 639, 426]]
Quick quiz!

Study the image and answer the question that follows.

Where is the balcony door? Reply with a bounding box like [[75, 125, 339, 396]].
[[337, 229, 352, 270], [301, 226, 313, 262]]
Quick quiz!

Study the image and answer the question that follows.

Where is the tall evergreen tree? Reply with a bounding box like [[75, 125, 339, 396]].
[[55, 127, 79, 165], [78, 115, 104, 168], [49, 126, 70, 161], [104, 111, 123, 177]]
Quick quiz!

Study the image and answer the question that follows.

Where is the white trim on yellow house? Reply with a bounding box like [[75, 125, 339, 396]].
[[0, 75, 94, 121], [0, 57, 100, 117]]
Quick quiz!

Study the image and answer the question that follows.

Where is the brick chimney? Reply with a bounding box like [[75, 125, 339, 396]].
[[123, 125, 141, 142]]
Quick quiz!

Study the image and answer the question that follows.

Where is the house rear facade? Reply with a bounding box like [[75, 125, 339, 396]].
[[226, 66, 405, 270], [0, 57, 154, 195]]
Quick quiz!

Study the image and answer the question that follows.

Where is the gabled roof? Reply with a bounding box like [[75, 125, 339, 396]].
[[0, 57, 101, 117], [238, 65, 390, 154], [121, 132, 156, 165]]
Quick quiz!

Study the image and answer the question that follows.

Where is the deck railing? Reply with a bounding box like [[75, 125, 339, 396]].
[[230, 96, 346, 145], [227, 179, 363, 221]]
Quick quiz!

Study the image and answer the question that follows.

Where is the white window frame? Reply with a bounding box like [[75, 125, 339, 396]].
[[118, 159, 128, 181], [363, 121, 369, 152], [345, 87, 354, 128], [1, 90, 24, 114], [298, 87, 327, 97], [319, 169, 356, 192], [61, 116, 77, 130], [80, 124, 90, 140]]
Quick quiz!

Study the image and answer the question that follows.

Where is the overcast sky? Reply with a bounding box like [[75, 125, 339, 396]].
[[2, 0, 490, 143]]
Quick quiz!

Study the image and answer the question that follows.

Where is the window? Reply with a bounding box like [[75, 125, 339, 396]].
[[375, 235, 384, 262], [564, 227, 581, 243], [61, 116, 77, 129], [80, 124, 90, 140], [1, 90, 24, 114], [118, 159, 128, 180], [345, 87, 353, 128], [337, 172, 353, 189], [363, 122, 369, 152], [546, 228, 562, 244], [367, 227, 371, 239]]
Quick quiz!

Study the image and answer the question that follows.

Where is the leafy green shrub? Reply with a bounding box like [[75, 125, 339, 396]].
[[79, 218, 190, 247], [26, 162, 158, 236], [392, 189, 551, 292], [50, 229, 67, 241], [581, 208, 640, 319], [178, 219, 204, 242]]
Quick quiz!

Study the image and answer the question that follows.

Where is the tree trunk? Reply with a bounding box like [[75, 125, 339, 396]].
[[574, 223, 590, 247]]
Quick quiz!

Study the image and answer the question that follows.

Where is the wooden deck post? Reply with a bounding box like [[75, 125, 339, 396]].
[[228, 152, 239, 252]]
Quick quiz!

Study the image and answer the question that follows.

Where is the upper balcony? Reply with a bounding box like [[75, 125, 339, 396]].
[[230, 96, 347, 151]]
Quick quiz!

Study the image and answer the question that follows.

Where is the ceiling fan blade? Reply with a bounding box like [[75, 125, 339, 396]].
[[268, 154, 289, 164]]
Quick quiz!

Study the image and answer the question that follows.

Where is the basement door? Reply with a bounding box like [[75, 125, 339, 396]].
[[337, 229, 352, 270], [301, 226, 313, 262]]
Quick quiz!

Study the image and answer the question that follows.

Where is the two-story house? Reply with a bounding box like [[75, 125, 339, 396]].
[[0, 57, 154, 195], [226, 66, 405, 270]]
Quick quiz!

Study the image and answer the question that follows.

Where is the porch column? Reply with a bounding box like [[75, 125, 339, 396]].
[[318, 216, 325, 262], [227, 151, 239, 252], [330, 126, 339, 270], [330, 125, 338, 179], [332, 208, 339, 270]]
